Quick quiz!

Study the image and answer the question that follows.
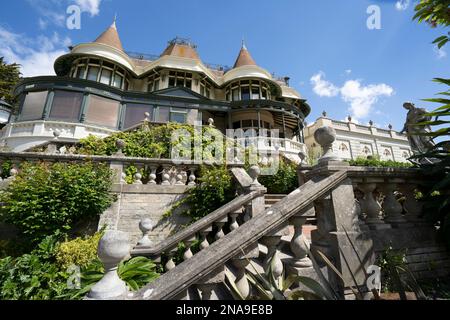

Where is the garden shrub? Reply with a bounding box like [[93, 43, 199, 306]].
[[55, 232, 103, 270], [349, 155, 413, 168], [165, 165, 234, 222], [259, 159, 299, 194], [0, 162, 115, 246]]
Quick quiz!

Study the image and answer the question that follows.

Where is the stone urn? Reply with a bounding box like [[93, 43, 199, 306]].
[[86, 230, 130, 300], [314, 126, 340, 163]]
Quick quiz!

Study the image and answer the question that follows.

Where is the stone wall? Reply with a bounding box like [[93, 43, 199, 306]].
[[99, 184, 191, 246]]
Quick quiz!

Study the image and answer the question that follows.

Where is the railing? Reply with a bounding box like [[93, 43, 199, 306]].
[[129, 171, 348, 300], [0, 151, 245, 187]]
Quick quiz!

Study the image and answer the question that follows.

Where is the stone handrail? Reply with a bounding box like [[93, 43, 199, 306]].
[[131, 188, 266, 259], [131, 170, 348, 300]]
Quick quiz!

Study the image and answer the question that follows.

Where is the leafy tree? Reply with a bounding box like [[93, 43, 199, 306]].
[[413, 0, 450, 48], [0, 57, 21, 107], [412, 1, 450, 246]]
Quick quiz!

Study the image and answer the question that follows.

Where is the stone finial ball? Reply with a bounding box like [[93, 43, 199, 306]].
[[248, 165, 261, 180], [53, 129, 61, 138], [116, 139, 126, 149], [314, 126, 336, 147], [144, 112, 150, 118], [139, 218, 153, 233], [208, 118, 214, 125], [97, 230, 130, 264]]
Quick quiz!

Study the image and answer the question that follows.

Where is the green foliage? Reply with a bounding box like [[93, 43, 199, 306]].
[[0, 236, 69, 300], [349, 155, 413, 168], [0, 162, 115, 246], [412, 78, 450, 247], [413, 0, 450, 48], [62, 256, 160, 299], [76, 123, 227, 160], [166, 165, 234, 222], [259, 159, 299, 194], [0, 57, 21, 107], [55, 232, 103, 270]]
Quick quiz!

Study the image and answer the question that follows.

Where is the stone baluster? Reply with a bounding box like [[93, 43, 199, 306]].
[[86, 230, 130, 300], [358, 182, 389, 229], [288, 215, 313, 272], [199, 226, 212, 250], [137, 218, 153, 246], [164, 248, 178, 271], [400, 183, 423, 223], [148, 166, 157, 185], [133, 172, 143, 184], [161, 165, 171, 186], [175, 168, 185, 185], [260, 235, 283, 281], [188, 167, 197, 186], [232, 258, 251, 299], [197, 284, 214, 300], [214, 217, 228, 240], [183, 236, 197, 261], [381, 180, 407, 227], [229, 209, 241, 231]]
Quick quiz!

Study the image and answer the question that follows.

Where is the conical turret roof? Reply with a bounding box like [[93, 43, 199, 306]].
[[233, 41, 257, 68], [160, 37, 200, 60], [94, 18, 124, 51]]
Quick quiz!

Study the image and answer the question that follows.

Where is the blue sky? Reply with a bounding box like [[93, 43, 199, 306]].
[[0, 0, 448, 131]]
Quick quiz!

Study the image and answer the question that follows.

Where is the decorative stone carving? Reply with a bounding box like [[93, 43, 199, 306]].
[[289, 215, 313, 269], [86, 231, 130, 300], [248, 165, 261, 186], [314, 126, 340, 163], [137, 218, 153, 246]]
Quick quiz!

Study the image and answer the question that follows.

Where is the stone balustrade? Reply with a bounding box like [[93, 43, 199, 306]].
[[0, 150, 245, 187]]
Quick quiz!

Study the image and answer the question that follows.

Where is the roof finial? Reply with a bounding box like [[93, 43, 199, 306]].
[[241, 37, 247, 50], [111, 13, 117, 29]]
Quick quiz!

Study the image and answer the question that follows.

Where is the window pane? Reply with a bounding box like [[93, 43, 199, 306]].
[[157, 107, 170, 122], [261, 88, 267, 100], [170, 112, 186, 123], [168, 77, 175, 87], [153, 80, 159, 91], [85, 95, 119, 127], [100, 69, 112, 85], [20, 91, 48, 121], [124, 104, 153, 129], [233, 121, 241, 129], [232, 88, 239, 101], [49, 90, 83, 122], [185, 79, 192, 89], [76, 66, 86, 79], [87, 66, 99, 81], [113, 74, 123, 88], [251, 87, 260, 99], [241, 87, 250, 100]]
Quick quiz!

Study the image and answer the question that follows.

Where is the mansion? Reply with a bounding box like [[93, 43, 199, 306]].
[[0, 20, 411, 162]]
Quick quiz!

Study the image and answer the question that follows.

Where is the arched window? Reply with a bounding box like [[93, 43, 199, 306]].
[[383, 149, 391, 156]]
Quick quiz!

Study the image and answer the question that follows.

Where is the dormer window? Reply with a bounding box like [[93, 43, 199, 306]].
[[168, 71, 192, 89]]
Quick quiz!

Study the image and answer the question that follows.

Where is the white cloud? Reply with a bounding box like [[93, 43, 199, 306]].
[[434, 46, 447, 59], [395, 0, 410, 11], [310, 72, 394, 120], [310, 71, 340, 97], [345, 69, 352, 75], [0, 27, 70, 77], [75, 0, 102, 16], [340, 80, 394, 119]]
